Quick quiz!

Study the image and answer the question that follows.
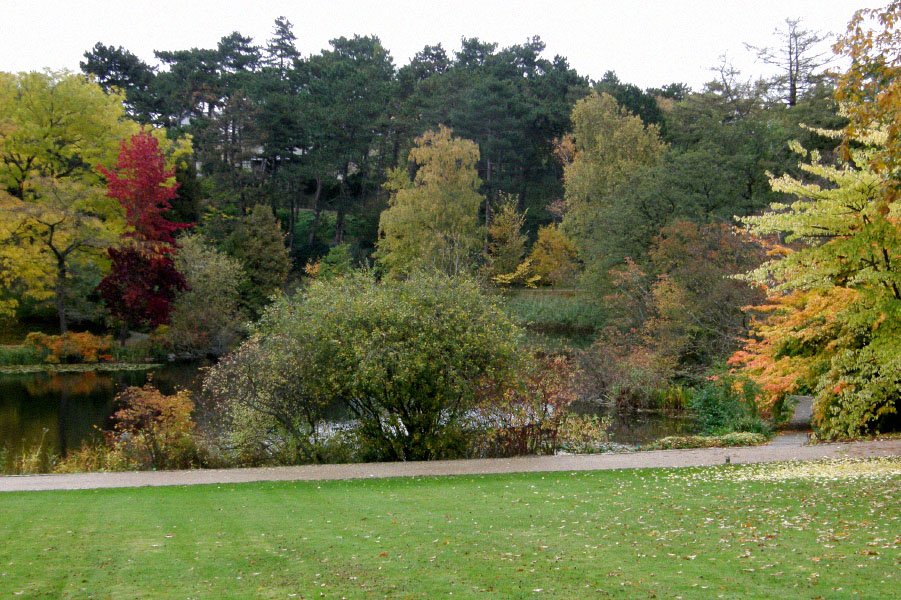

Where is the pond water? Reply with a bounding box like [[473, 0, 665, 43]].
[[0, 363, 693, 462], [0, 362, 207, 459]]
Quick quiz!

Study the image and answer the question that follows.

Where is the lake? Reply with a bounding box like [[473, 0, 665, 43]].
[[0, 363, 207, 460], [0, 363, 692, 465]]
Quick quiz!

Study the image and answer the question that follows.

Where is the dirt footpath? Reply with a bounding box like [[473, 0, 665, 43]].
[[2, 435, 899, 493]]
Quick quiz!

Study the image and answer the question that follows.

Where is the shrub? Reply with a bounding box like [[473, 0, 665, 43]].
[[205, 338, 333, 465], [0, 344, 46, 365], [556, 413, 612, 454], [206, 270, 523, 462], [109, 384, 201, 469], [814, 345, 901, 439], [645, 432, 770, 450], [472, 356, 611, 457], [689, 377, 770, 435], [577, 329, 675, 409], [24, 332, 113, 363]]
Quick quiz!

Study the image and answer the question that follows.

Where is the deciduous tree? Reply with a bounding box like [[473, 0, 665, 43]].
[[733, 134, 901, 436], [97, 132, 191, 334], [834, 1, 901, 202], [0, 71, 135, 198], [559, 92, 665, 288], [377, 126, 485, 276], [167, 234, 247, 356], [2, 178, 124, 331]]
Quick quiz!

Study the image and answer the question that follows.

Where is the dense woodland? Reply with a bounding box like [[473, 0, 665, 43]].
[[1, 6, 900, 471]]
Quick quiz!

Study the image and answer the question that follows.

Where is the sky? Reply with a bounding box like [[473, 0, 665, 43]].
[[0, 1, 882, 90]]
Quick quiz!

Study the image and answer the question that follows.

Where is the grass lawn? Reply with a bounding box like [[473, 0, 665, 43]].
[[1, 459, 899, 599]]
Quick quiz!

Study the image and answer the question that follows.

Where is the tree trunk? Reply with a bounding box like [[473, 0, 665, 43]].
[[287, 193, 295, 250], [55, 260, 68, 334], [334, 202, 345, 245], [308, 177, 323, 246], [334, 168, 348, 245], [484, 154, 492, 254]]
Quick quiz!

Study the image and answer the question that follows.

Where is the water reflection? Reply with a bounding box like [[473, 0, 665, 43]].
[[0, 363, 206, 458], [1, 363, 694, 461]]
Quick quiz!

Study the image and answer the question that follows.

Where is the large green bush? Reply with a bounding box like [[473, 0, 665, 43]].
[[689, 377, 770, 436], [206, 271, 523, 462]]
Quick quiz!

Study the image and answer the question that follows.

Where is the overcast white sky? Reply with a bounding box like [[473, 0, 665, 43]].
[[1, 1, 880, 90]]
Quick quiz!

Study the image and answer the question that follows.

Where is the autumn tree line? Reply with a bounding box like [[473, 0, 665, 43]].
[[1, 5, 900, 466]]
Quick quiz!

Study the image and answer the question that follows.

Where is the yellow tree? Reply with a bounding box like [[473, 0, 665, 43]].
[[4, 178, 124, 331], [834, 2, 901, 201], [0, 71, 153, 328], [484, 196, 528, 278], [526, 225, 581, 287], [0, 191, 51, 317], [0, 71, 135, 197], [377, 126, 484, 276]]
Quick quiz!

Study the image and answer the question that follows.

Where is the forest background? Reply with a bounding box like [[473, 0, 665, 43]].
[[1, 3, 899, 472]]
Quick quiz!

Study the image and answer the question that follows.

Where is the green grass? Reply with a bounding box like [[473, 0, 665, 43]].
[[1, 459, 899, 598], [0, 344, 45, 365], [502, 290, 605, 334]]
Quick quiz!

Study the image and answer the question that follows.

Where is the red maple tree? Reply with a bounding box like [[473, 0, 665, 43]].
[[98, 132, 192, 333]]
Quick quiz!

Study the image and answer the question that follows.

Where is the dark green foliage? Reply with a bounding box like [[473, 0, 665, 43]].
[[502, 291, 604, 334], [80, 42, 159, 122], [594, 70, 665, 127], [208, 271, 523, 463], [690, 377, 770, 435], [400, 36, 589, 215], [223, 205, 291, 315], [78, 24, 844, 274]]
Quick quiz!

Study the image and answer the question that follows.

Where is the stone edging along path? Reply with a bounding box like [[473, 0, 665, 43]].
[[2, 435, 900, 493]]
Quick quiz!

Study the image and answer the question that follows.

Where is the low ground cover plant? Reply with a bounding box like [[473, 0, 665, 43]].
[[645, 431, 770, 450]]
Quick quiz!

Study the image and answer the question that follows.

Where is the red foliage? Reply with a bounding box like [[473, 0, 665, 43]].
[[98, 132, 191, 246], [98, 248, 187, 329], [98, 132, 192, 328]]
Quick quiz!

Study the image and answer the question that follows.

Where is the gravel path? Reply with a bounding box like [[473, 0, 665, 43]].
[[2, 435, 899, 493]]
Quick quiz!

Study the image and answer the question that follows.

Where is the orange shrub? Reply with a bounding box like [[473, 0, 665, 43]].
[[111, 384, 200, 469], [24, 332, 114, 363]]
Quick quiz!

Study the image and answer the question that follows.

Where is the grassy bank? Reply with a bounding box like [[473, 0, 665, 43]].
[[0, 342, 165, 370], [502, 289, 604, 333], [1, 458, 898, 598]]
